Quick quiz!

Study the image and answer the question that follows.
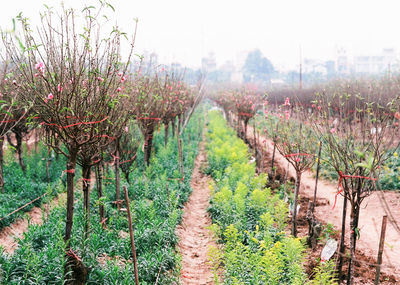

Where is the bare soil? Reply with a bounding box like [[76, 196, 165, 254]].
[[0, 193, 66, 255], [248, 126, 400, 284], [177, 138, 216, 285]]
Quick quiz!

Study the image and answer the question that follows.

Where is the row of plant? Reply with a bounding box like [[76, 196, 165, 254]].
[[0, 111, 203, 284], [0, 142, 66, 229], [205, 110, 306, 284], [252, 110, 400, 190], [0, 2, 204, 282], [211, 80, 399, 283]]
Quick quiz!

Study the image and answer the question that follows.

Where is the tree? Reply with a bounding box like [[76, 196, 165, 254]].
[[3, 3, 137, 282], [243, 49, 274, 83]]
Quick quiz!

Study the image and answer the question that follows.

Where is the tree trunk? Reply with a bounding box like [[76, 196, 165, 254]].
[[82, 164, 91, 239], [0, 137, 4, 193], [171, 118, 176, 138], [177, 118, 184, 177], [347, 182, 362, 285], [143, 128, 154, 166], [292, 170, 301, 237], [164, 121, 169, 147], [114, 139, 121, 209], [95, 164, 105, 229], [65, 150, 78, 244], [124, 171, 130, 184], [338, 194, 348, 283], [15, 132, 26, 172]]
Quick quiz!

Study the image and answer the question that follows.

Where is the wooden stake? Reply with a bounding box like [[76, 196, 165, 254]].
[[375, 215, 388, 285], [312, 141, 322, 213], [123, 186, 139, 285]]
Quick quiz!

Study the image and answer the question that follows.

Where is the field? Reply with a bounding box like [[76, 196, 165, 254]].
[[0, 2, 399, 285]]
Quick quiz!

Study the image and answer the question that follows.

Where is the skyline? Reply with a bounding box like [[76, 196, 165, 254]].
[[1, 0, 400, 71]]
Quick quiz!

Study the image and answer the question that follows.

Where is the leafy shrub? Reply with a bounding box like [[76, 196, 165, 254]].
[[206, 110, 306, 284]]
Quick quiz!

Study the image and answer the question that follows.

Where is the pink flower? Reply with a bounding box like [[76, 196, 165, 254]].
[[284, 97, 290, 106], [116, 87, 122, 92], [125, 126, 129, 132], [34, 73, 39, 78], [57, 84, 63, 92], [330, 128, 336, 134], [311, 104, 315, 108], [295, 157, 301, 162], [118, 72, 123, 77], [285, 110, 290, 120], [97, 77, 104, 82], [34, 62, 45, 74], [121, 76, 127, 83], [318, 106, 322, 110], [44, 98, 48, 103], [47, 93, 54, 100]]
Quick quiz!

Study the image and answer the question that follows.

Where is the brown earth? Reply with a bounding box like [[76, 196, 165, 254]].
[[0, 193, 66, 255], [177, 138, 216, 285], [247, 126, 400, 284]]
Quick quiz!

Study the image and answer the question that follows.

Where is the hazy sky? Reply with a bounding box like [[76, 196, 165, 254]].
[[1, 0, 400, 71]]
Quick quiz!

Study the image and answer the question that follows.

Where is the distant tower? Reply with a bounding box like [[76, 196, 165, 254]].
[[335, 46, 349, 75]]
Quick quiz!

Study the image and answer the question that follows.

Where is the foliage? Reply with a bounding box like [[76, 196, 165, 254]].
[[0, 142, 66, 229], [0, 110, 203, 284], [309, 260, 338, 285], [206, 110, 306, 284]]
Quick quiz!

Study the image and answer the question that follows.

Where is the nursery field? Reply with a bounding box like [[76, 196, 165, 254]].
[[1, 2, 400, 285]]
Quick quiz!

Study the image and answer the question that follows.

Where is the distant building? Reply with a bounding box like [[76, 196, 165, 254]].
[[201, 52, 216, 72], [353, 48, 396, 74], [335, 46, 350, 75]]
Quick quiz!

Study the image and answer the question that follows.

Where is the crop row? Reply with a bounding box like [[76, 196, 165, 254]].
[[0, 112, 202, 284], [205, 110, 306, 284]]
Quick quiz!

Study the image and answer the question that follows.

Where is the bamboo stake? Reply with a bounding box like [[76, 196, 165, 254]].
[[312, 141, 322, 213], [375, 215, 388, 285], [123, 186, 139, 285]]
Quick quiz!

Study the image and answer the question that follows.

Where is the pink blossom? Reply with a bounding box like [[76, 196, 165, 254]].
[[118, 72, 123, 77], [116, 87, 122, 92], [97, 77, 104, 82], [125, 126, 129, 132], [284, 97, 290, 106], [57, 84, 63, 92], [48, 93, 54, 100], [34, 73, 39, 78], [311, 104, 315, 108], [34, 62, 45, 74], [318, 106, 322, 110], [330, 128, 336, 134], [121, 76, 127, 83], [44, 98, 48, 103], [285, 110, 290, 120], [295, 157, 300, 162]]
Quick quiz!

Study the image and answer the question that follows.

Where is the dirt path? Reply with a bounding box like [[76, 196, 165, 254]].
[[177, 139, 216, 285], [254, 128, 400, 282], [0, 193, 66, 255]]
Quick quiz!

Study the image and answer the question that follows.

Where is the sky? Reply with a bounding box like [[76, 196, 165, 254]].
[[1, 0, 400, 71]]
